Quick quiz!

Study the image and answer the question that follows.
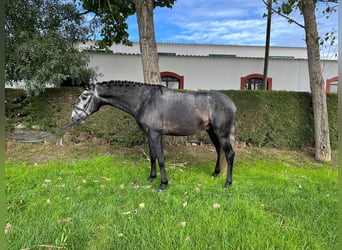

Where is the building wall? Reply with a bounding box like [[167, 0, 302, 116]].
[[7, 43, 337, 91], [89, 52, 338, 92], [90, 53, 143, 82]]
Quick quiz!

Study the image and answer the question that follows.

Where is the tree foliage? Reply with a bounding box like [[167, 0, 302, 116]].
[[5, 0, 98, 95], [80, 0, 176, 48], [267, 0, 338, 56], [80, 0, 176, 84]]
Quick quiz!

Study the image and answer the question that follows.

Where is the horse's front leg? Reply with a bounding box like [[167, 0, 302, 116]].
[[206, 127, 221, 177], [151, 133, 168, 191], [147, 138, 157, 182], [147, 132, 168, 191]]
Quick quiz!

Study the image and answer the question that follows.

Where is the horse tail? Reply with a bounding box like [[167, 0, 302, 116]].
[[229, 122, 236, 147]]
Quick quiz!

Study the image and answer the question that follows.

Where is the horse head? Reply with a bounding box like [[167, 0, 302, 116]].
[[70, 84, 100, 125]]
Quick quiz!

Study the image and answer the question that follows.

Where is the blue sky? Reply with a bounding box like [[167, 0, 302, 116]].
[[125, 0, 338, 58]]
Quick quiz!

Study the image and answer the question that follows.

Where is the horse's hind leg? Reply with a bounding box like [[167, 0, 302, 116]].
[[226, 124, 236, 187], [206, 127, 221, 177], [223, 140, 235, 187], [215, 127, 235, 188]]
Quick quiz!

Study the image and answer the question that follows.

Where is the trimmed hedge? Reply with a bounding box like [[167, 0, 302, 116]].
[[5, 88, 338, 149], [229, 90, 337, 149], [5, 88, 146, 147]]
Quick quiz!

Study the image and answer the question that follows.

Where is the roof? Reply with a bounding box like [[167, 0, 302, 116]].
[[79, 41, 309, 60]]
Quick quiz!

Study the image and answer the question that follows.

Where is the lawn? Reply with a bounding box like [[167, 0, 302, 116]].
[[5, 143, 338, 249]]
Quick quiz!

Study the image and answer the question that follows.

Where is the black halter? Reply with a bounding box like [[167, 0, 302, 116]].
[[73, 105, 91, 118], [73, 92, 94, 120]]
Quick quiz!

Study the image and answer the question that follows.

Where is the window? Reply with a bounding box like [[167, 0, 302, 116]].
[[161, 71, 184, 89], [240, 74, 272, 90], [326, 76, 338, 94], [245, 78, 264, 90], [162, 76, 179, 89]]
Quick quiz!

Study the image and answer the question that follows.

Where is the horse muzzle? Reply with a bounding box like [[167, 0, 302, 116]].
[[70, 111, 86, 126]]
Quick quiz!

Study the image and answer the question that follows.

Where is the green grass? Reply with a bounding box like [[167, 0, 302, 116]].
[[5, 152, 337, 249]]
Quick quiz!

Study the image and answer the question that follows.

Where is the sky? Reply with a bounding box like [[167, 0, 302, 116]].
[[125, 0, 338, 59]]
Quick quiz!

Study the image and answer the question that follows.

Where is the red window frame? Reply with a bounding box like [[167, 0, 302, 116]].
[[326, 76, 338, 93], [160, 71, 184, 89], [240, 74, 273, 90]]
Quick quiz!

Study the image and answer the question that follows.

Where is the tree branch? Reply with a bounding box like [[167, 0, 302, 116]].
[[262, 0, 305, 29], [79, 10, 91, 16], [318, 0, 337, 3], [106, 0, 117, 23]]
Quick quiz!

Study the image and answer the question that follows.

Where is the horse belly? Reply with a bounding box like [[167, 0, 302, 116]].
[[162, 112, 209, 136]]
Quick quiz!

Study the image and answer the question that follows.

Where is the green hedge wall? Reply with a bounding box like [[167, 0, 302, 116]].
[[5, 88, 146, 147], [223, 90, 337, 149], [5, 88, 338, 150]]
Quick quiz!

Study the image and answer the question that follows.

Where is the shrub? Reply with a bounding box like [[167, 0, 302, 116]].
[[222, 90, 337, 150], [74, 106, 145, 147], [327, 93, 338, 149], [222, 91, 315, 149]]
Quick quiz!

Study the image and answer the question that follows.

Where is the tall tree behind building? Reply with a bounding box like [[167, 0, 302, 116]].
[[270, 0, 337, 161], [81, 0, 176, 84]]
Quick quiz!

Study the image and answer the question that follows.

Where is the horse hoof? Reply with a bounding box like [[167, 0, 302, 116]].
[[212, 173, 219, 178], [224, 182, 232, 188], [158, 182, 168, 192], [147, 177, 156, 182]]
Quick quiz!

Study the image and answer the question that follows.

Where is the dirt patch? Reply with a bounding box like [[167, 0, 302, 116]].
[[5, 138, 217, 165], [5, 137, 338, 168]]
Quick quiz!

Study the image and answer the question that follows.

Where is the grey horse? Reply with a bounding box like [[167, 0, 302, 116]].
[[71, 81, 236, 191]]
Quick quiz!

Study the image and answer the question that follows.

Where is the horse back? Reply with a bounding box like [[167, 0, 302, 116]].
[[205, 91, 236, 114], [201, 91, 236, 132], [138, 89, 236, 135]]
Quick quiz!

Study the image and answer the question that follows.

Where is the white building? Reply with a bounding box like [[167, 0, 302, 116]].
[[84, 42, 338, 93]]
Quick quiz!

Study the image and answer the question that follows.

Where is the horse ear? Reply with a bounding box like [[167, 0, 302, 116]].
[[84, 82, 90, 90]]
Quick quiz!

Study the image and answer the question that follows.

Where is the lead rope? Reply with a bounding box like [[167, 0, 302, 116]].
[[11, 121, 77, 143]]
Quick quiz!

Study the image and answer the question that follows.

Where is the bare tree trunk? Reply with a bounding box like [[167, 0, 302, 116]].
[[133, 0, 162, 84], [302, 0, 331, 161], [263, 0, 272, 90]]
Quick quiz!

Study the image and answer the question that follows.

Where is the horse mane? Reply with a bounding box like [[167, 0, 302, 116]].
[[95, 80, 164, 88]]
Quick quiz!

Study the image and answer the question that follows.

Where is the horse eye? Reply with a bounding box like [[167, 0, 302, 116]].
[[80, 94, 89, 101]]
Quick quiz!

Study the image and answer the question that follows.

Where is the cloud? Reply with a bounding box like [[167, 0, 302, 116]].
[[167, 18, 267, 45], [126, 0, 338, 58], [152, 1, 282, 45]]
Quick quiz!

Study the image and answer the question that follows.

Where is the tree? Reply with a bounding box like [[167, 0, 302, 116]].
[[301, 0, 332, 161], [267, 0, 337, 161], [263, 0, 272, 90], [80, 0, 176, 84], [5, 0, 97, 95], [134, 0, 161, 83]]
